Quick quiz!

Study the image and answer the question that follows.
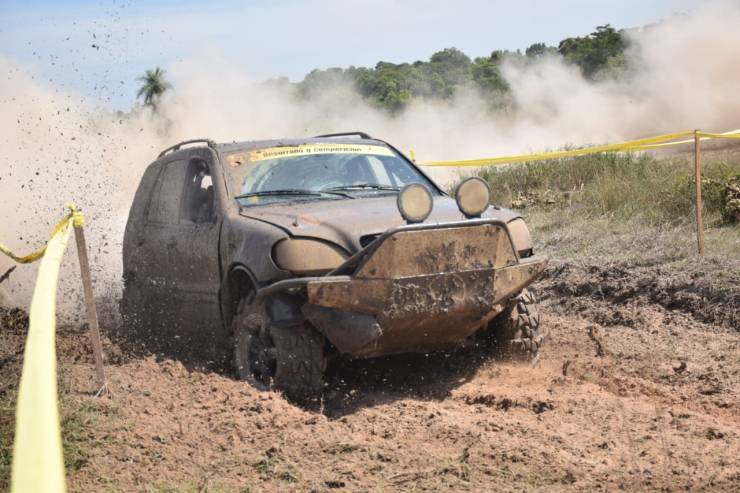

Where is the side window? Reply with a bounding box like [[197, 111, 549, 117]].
[[147, 159, 189, 225], [181, 160, 215, 223], [147, 158, 216, 225]]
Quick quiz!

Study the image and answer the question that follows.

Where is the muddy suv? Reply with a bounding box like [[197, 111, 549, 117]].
[[121, 133, 547, 401]]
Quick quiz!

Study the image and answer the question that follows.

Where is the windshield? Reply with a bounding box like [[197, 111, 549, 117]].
[[224, 143, 439, 206]]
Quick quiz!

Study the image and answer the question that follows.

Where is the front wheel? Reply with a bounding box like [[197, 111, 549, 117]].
[[485, 289, 544, 360], [271, 324, 327, 403], [233, 296, 273, 388], [233, 296, 326, 402]]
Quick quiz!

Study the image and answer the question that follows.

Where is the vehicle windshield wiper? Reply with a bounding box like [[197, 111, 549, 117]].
[[324, 184, 401, 192], [235, 189, 351, 200]]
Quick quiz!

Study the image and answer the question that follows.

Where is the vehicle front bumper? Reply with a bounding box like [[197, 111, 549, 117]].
[[303, 255, 547, 357], [278, 218, 549, 357]]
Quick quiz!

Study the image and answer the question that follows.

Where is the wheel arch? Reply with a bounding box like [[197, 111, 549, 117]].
[[221, 263, 259, 331]]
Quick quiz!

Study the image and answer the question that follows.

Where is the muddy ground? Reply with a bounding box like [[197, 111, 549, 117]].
[[1, 257, 738, 492]]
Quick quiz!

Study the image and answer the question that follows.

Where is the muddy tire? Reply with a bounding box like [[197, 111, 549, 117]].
[[233, 296, 326, 402], [233, 297, 273, 389], [271, 324, 327, 403], [487, 289, 544, 360]]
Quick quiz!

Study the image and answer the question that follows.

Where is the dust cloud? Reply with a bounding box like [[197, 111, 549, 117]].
[[1, 2, 738, 316], [0, 59, 165, 319], [499, 2, 740, 150]]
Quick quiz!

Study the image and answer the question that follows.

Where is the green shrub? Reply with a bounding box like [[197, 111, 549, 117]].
[[722, 175, 740, 223]]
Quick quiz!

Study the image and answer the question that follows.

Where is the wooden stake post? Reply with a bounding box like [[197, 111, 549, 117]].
[[694, 131, 705, 256], [73, 222, 107, 390]]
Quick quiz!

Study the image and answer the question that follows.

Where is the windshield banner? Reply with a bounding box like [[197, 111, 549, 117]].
[[243, 143, 395, 163]]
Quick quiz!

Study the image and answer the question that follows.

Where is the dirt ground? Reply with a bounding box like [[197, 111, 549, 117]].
[[2, 258, 738, 492]]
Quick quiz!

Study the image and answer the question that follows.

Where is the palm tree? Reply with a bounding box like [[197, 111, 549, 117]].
[[136, 67, 171, 109]]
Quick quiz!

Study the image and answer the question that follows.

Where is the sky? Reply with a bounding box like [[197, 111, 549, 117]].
[[0, 0, 704, 110]]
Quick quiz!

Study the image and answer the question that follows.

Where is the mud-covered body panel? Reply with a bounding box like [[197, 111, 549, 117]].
[[121, 146, 228, 360], [219, 210, 289, 283], [240, 195, 521, 254]]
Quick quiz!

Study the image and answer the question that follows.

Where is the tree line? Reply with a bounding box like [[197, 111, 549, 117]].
[[290, 24, 626, 113], [138, 24, 626, 113]]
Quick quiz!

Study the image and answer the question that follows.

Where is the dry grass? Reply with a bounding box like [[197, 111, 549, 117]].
[[475, 150, 740, 227], [526, 209, 740, 274], [461, 147, 740, 271]]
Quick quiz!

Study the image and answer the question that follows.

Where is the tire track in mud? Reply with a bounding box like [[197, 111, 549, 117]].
[[538, 261, 739, 330]]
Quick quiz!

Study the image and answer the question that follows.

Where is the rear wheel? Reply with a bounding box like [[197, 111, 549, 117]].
[[486, 289, 544, 360], [233, 296, 326, 402]]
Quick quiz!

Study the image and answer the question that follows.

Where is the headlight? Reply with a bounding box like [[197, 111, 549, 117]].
[[397, 183, 433, 223], [455, 177, 491, 218], [507, 218, 532, 256], [273, 239, 348, 275]]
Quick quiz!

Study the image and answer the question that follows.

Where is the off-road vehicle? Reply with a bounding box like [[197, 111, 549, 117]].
[[121, 133, 547, 401]]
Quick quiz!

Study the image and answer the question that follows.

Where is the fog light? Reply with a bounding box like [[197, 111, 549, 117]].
[[455, 177, 491, 218], [397, 183, 433, 223]]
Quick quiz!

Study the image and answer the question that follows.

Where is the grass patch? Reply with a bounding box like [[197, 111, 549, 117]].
[[461, 149, 740, 269], [526, 210, 740, 270], [0, 391, 118, 491], [61, 399, 119, 472], [0, 392, 15, 491], [475, 152, 740, 226], [1, 307, 120, 490]]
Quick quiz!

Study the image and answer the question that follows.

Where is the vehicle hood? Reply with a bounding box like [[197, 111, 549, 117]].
[[239, 195, 521, 253]]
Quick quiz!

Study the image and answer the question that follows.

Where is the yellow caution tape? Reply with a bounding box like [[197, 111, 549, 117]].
[[697, 130, 740, 140], [419, 129, 740, 167], [1, 205, 83, 264], [633, 129, 740, 150], [10, 204, 84, 493]]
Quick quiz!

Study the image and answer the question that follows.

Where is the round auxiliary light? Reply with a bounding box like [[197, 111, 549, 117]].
[[397, 183, 433, 224], [455, 177, 491, 218]]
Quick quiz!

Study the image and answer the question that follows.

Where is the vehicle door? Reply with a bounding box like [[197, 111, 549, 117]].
[[139, 152, 223, 360]]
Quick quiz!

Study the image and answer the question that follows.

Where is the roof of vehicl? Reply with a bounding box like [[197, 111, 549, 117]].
[[215, 137, 388, 154]]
